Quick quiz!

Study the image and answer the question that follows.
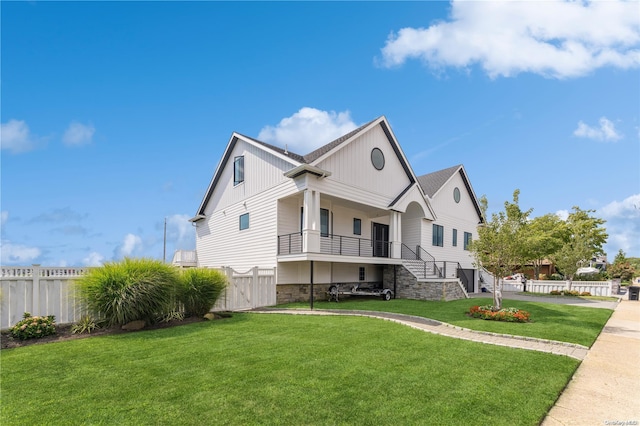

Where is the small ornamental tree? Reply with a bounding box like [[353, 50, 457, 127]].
[[469, 190, 531, 310], [551, 207, 608, 287]]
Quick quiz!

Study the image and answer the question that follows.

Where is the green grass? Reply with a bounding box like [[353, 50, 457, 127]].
[[2, 314, 578, 425], [282, 297, 613, 347]]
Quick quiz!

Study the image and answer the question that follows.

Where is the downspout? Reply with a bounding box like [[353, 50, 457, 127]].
[[310, 261, 314, 310]]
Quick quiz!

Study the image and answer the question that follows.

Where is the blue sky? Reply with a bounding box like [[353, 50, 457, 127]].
[[2, 0, 639, 267]]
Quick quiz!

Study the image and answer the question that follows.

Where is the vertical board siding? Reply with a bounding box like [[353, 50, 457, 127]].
[[316, 126, 410, 201], [205, 140, 297, 215]]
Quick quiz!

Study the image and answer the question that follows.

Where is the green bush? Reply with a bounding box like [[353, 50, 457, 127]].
[[562, 290, 580, 296], [177, 268, 227, 317], [76, 258, 179, 326], [71, 315, 104, 334], [10, 312, 56, 340]]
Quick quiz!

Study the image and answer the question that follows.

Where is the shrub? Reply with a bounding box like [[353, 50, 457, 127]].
[[71, 316, 104, 334], [580, 292, 592, 296], [562, 290, 580, 296], [550, 290, 562, 295], [468, 305, 530, 323], [177, 268, 227, 317], [10, 312, 56, 340], [76, 258, 180, 326]]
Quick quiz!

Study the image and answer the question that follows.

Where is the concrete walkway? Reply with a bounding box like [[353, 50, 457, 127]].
[[250, 307, 590, 360]]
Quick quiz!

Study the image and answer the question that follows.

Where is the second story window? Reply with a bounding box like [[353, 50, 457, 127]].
[[234, 156, 244, 186], [432, 224, 444, 247], [452, 229, 458, 247]]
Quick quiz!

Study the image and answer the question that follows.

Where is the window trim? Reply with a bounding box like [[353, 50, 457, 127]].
[[239, 213, 249, 230], [233, 156, 244, 186]]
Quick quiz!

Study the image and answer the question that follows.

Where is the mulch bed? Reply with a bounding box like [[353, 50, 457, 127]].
[[1, 315, 220, 350]]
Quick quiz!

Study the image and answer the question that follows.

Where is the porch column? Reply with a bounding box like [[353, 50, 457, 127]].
[[389, 210, 402, 259], [303, 189, 320, 253]]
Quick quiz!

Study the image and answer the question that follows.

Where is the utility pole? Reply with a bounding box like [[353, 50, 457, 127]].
[[163, 217, 167, 263]]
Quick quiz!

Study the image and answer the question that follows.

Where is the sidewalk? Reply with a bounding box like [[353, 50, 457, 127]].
[[542, 296, 640, 425]]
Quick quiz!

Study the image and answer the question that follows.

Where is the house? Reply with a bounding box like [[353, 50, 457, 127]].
[[190, 116, 484, 305]]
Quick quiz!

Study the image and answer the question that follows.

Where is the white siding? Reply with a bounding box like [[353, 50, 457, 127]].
[[205, 139, 296, 215], [196, 180, 297, 270], [421, 171, 480, 269], [315, 125, 411, 204]]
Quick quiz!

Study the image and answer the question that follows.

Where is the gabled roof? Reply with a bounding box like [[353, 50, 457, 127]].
[[193, 116, 435, 220], [417, 165, 484, 223], [417, 165, 461, 198]]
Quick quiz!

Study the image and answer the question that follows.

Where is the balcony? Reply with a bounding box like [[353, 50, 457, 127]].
[[277, 232, 391, 258]]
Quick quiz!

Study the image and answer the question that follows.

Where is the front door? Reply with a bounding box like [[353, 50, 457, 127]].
[[372, 223, 389, 258]]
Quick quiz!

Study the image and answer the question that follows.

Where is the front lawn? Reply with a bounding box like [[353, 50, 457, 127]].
[[281, 297, 613, 347], [2, 314, 578, 425]]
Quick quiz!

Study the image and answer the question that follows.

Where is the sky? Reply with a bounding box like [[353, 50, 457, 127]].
[[1, 0, 639, 268]]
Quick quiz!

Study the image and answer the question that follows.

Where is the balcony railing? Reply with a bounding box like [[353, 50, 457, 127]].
[[277, 232, 391, 258]]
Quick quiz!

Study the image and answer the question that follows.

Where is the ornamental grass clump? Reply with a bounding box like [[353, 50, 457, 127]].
[[177, 268, 227, 317], [76, 258, 180, 326], [468, 305, 530, 323], [10, 312, 56, 340]]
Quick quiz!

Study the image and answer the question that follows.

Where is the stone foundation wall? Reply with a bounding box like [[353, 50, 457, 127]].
[[276, 283, 333, 304], [383, 265, 467, 301]]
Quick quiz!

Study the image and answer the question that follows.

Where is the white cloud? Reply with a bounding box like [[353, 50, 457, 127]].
[[115, 233, 144, 258], [573, 117, 622, 141], [63, 121, 95, 146], [166, 214, 195, 251], [555, 210, 570, 221], [598, 194, 640, 258], [258, 107, 358, 152], [83, 251, 105, 267], [1, 211, 8, 226], [0, 240, 42, 264], [1, 119, 37, 154], [379, 0, 640, 79]]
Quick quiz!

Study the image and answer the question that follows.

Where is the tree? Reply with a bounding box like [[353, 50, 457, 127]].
[[469, 190, 531, 309], [551, 207, 608, 285], [608, 249, 636, 282], [521, 213, 566, 279]]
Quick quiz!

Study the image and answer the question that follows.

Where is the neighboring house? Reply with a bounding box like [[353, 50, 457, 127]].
[[190, 116, 484, 305]]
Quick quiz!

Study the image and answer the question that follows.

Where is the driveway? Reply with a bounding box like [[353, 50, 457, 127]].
[[469, 290, 619, 310]]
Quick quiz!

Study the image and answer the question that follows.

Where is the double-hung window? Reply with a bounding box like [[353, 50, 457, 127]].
[[234, 156, 244, 185], [432, 224, 444, 247]]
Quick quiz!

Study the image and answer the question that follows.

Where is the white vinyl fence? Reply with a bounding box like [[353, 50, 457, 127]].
[[1, 265, 277, 329], [213, 267, 277, 311], [501, 279, 614, 296], [1, 265, 91, 329]]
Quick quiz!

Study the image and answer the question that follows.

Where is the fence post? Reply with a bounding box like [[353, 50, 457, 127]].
[[32, 264, 41, 316]]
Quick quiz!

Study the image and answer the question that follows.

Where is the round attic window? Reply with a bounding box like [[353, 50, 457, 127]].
[[453, 187, 461, 203], [371, 148, 385, 170]]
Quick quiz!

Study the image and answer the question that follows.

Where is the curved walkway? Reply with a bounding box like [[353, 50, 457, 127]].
[[250, 308, 589, 360]]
